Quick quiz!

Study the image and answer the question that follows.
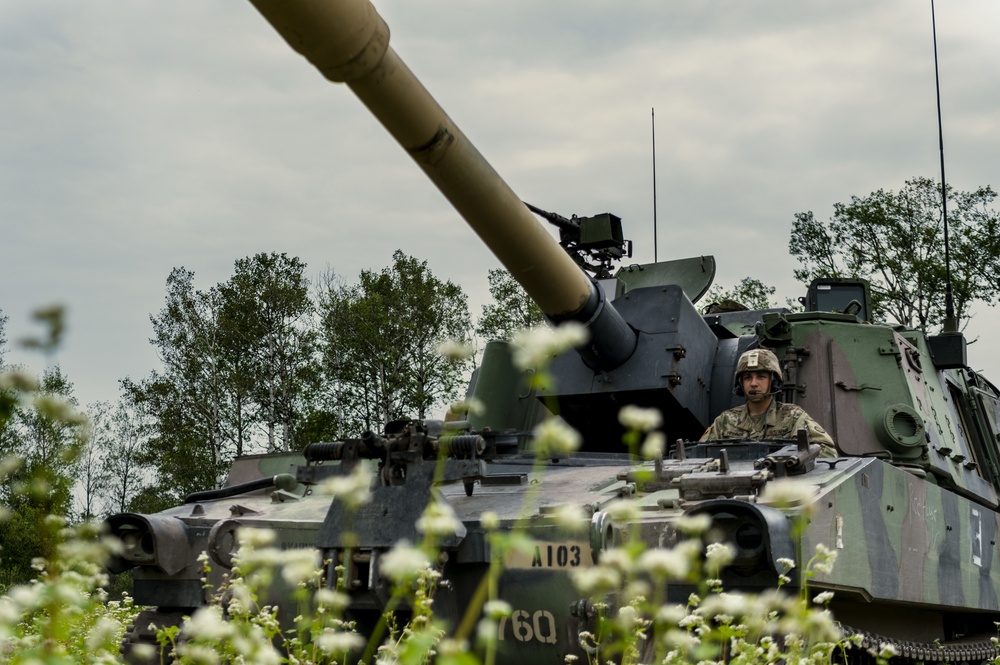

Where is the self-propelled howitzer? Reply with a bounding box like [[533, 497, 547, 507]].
[[108, 1, 1000, 663]]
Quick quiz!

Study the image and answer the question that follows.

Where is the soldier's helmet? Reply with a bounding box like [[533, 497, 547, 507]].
[[733, 348, 783, 396]]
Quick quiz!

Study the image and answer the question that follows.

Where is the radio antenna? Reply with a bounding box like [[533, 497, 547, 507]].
[[931, 0, 957, 332], [651, 108, 658, 263]]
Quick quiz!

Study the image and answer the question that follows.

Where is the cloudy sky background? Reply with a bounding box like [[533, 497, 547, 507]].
[[2, 0, 999, 410]]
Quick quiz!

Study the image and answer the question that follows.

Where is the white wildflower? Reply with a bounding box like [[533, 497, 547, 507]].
[[619, 405, 663, 433], [480, 511, 500, 530], [237, 527, 277, 549], [448, 397, 485, 417], [437, 339, 474, 362], [380, 541, 432, 583], [483, 599, 512, 619], [638, 547, 689, 580], [677, 614, 703, 629], [182, 606, 232, 641], [235, 544, 283, 571], [477, 617, 498, 645], [549, 503, 588, 533], [0, 454, 23, 480], [811, 543, 838, 575], [315, 588, 350, 611], [280, 548, 321, 587], [532, 418, 582, 456], [0, 597, 21, 625], [794, 607, 841, 642], [663, 629, 700, 651], [512, 322, 589, 370], [697, 592, 750, 620], [129, 644, 157, 662], [0, 370, 39, 392], [438, 639, 467, 657], [641, 431, 666, 459], [656, 603, 689, 626], [604, 499, 639, 522], [33, 393, 87, 425], [705, 542, 735, 572], [9, 585, 40, 613], [777, 557, 796, 570], [624, 580, 650, 603], [597, 547, 633, 574], [617, 605, 641, 630], [86, 617, 123, 652], [877, 643, 899, 659], [672, 538, 703, 563], [571, 565, 621, 595], [226, 580, 254, 617], [176, 643, 221, 665], [317, 463, 372, 510], [416, 500, 462, 536], [316, 629, 365, 655], [675, 513, 712, 535], [759, 478, 817, 507], [813, 591, 835, 605]]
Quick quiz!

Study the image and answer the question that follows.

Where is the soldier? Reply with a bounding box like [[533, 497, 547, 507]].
[[700, 348, 837, 457]]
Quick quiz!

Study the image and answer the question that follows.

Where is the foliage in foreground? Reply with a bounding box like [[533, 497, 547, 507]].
[[0, 478, 856, 665], [0, 323, 880, 665]]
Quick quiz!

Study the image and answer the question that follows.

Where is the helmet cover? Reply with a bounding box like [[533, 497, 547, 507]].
[[733, 348, 783, 395], [736, 348, 782, 376]]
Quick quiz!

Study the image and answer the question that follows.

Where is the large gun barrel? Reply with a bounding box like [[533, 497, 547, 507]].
[[247, 0, 636, 369]]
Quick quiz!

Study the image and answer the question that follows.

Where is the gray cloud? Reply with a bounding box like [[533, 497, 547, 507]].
[[3, 0, 999, 404]]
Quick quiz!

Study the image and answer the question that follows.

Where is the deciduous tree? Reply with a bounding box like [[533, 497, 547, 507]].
[[217, 253, 317, 452], [701, 277, 777, 313], [126, 255, 322, 506], [317, 251, 471, 434], [0, 365, 84, 584], [88, 398, 149, 515], [476, 268, 544, 341], [790, 177, 1000, 331], [125, 268, 234, 503]]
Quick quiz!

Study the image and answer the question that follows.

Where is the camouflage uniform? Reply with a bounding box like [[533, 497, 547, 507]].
[[700, 348, 838, 457], [699, 399, 837, 457]]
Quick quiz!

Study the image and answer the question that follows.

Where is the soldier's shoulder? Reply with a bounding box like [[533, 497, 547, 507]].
[[717, 405, 746, 420], [776, 403, 808, 418]]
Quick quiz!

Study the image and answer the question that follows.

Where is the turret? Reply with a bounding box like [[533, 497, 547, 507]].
[[247, 0, 637, 370]]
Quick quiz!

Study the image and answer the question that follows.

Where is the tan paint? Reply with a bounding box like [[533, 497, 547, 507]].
[[247, 0, 593, 317]]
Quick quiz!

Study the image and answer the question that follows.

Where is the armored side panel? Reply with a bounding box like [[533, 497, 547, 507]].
[[541, 284, 717, 449], [804, 456, 1000, 641]]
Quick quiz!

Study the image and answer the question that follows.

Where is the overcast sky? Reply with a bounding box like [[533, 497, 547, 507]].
[[2, 0, 999, 410]]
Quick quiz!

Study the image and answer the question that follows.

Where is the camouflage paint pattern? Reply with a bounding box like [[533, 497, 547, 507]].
[[107, 0, 1000, 660]]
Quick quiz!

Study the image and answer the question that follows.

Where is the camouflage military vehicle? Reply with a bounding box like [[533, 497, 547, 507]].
[[108, 0, 1000, 662]]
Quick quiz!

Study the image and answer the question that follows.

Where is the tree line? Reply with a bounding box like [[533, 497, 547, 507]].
[[119, 250, 485, 512], [704, 177, 1000, 330], [2, 177, 998, 586]]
